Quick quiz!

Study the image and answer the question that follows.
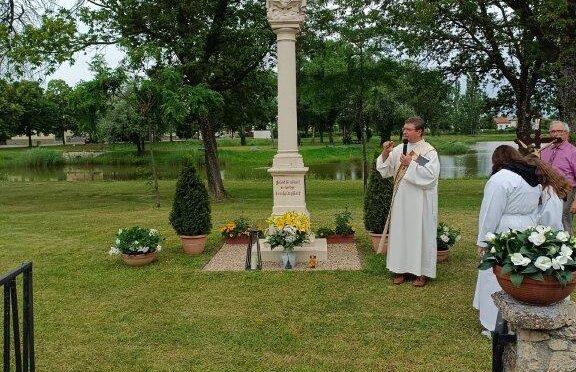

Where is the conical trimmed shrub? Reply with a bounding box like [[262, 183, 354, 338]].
[[170, 165, 211, 236], [363, 153, 393, 234]]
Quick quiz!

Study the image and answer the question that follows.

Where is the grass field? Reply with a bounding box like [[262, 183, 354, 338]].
[[0, 132, 516, 169], [0, 177, 491, 371]]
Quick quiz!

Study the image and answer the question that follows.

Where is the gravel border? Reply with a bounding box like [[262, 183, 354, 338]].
[[203, 243, 362, 272]]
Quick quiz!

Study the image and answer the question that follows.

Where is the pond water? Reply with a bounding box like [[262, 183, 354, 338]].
[[0, 141, 515, 183]]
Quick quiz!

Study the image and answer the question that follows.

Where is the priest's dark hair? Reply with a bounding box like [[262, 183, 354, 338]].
[[405, 116, 425, 134]]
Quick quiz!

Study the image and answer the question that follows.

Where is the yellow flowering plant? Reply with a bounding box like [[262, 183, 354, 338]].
[[220, 216, 250, 238], [265, 211, 312, 251]]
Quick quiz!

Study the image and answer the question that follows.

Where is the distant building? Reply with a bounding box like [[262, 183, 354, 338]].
[[494, 116, 517, 130]]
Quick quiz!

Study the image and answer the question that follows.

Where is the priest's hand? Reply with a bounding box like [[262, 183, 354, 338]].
[[399, 153, 412, 166], [382, 141, 394, 159], [476, 246, 485, 258]]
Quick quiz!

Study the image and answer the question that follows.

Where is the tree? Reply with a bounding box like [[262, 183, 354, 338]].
[[63, 0, 275, 200], [11, 80, 55, 147], [386, 0, 574, 141], [69, 55, 126, 142], [45, 79, 75, 145]]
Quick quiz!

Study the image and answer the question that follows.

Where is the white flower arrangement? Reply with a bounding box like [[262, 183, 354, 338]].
[[108, 226, 163, 256], [265, 211, 312, 252], [479, 225, 576, 287], [436, 223, 461, 251]]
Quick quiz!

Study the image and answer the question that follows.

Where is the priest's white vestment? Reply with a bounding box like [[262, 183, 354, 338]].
[[376, 139, 440, 278], [473, 169, 543, 331]]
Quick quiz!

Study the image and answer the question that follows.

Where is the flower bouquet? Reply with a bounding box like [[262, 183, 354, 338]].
[[479, 225, 576, 305], [266, 211, 312, 251], [108, 226, 163, 266], [266, 211, 312, 269]]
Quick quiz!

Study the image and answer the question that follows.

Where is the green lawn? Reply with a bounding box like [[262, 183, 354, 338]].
[[0, 178, 490, 371]]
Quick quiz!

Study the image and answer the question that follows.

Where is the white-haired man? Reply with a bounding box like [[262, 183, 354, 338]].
[[541, 120, 576, 232]]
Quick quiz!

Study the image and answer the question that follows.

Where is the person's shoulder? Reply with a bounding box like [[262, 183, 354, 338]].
[[490, 169, 522, 184]]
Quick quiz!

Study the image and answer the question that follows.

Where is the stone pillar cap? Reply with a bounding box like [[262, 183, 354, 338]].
[[492, 291, 576, 330]]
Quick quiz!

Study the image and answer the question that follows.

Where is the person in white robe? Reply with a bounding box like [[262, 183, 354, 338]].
[[376, 116, 440, 287], [474, 145, 566, 334]]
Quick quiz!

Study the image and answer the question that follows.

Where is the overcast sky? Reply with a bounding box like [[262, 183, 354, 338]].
[[47, 0, 124, 86]]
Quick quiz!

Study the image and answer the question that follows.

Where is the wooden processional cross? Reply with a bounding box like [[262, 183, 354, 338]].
[[515, 122, 561, 157]]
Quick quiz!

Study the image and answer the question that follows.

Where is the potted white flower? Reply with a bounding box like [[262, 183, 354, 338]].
[[108, 226, 163, 266], [436, 223, 461, 262], [265, 211, 312, 269], [479, 225, 576, 305]]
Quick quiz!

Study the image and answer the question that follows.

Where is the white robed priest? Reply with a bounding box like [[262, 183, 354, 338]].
[[376, 116, 440, 287]]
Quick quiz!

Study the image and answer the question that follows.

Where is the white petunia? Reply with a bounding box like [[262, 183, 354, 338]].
[[485, 232, 496, 242], [552, 256, 568, 270], [490, 247, 496, 253], [118, 229, 123, 234], [556, 231, 570, 242], [535, 225, 551, 233], [108, 247, 120, 255], [156, 245, 162, 251], [528, 232, 546, 246], [440, 234, 449, 243], [115, 238, 121, 245], [511, 253, 531, 266], [560, 244, 573, 258], [534, 256, 553, 271]]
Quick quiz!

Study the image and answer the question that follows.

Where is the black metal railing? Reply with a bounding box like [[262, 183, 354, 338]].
[[492, 314, 516, 372], [2, 262, 34, 372]]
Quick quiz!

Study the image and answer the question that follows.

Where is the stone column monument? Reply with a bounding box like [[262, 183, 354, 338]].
[[266, 0, 308, 216], [252, 0, 326, 266]]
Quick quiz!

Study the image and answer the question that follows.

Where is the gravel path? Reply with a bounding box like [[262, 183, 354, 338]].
[[203, 243, 362, 272]]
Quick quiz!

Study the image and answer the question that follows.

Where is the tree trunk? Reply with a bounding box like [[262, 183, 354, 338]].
[[514, 88, 532, 147], [150, 147, 161, 208], [199, 116, 227, 200], [558, 50, 576, 129], [239, 126, 246, 146], [62, 128, 66, 145], [27, 128, 32, 148]]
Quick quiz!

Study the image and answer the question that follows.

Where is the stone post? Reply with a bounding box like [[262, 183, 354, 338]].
[[492, 292, 576, 372], [266, 0, 308, 216]]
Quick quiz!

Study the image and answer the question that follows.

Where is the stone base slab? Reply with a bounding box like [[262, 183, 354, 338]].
[[251, 238, 327, 265]]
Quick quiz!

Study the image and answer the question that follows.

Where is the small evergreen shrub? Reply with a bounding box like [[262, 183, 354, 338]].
[[169, 165, 211, 236], [363, 153, 393, 234]]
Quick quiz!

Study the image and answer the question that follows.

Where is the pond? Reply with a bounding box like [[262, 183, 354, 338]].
[[0, 141, 515, 183]]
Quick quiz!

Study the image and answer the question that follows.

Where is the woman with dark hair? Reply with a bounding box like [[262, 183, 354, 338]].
[[473, 145, 566, 335]]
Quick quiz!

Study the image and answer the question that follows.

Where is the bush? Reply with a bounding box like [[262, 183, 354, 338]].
[[315, 226, 334, 238], [334, 208, 354, 235], [169, 165, 211, 236], [363, 153, 393, 234]]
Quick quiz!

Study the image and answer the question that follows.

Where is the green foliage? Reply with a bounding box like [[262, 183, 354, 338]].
[[169, 165, 211, 236], [315, 226, 335, 238], [108, 226, 163, 255], [480, 227, 576, 287], [334, 208, 354, 236], [363, 154, 393, 233], [17, 147, 63, 167], [220, 216, 251, 238]]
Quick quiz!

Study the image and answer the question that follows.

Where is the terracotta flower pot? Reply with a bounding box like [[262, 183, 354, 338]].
[[225, 235, 250, 245], [121, 251, 157, 267], [437, 249, 449, 262], [369, 232, 387, 255], [181, 235, 207, 255], [493, 265, 576, 305], [326, 234, 355, 244]]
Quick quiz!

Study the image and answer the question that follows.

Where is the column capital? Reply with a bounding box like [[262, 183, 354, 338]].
[[267, 0, 306, 30]]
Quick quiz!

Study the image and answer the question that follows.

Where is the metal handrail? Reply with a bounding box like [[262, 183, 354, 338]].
[[2, 262, 34, 372]]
